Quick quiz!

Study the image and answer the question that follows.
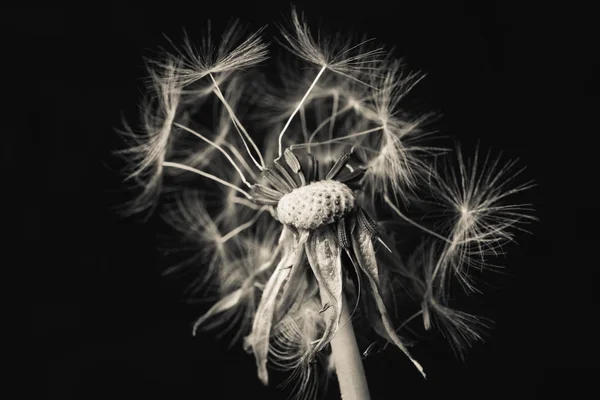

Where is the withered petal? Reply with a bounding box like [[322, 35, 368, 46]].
[[304, 228, 343, 360], [277, 230, 310, 320], [352, 228, 426, 378], [246, 249, 295, 385]]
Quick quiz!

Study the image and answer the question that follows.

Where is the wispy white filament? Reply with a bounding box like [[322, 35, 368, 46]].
[[384, 194, 453, 244], [277, 65, 327, 157], [162, 161, 252, 199], [209, 73, 266, 169], [219, 207, 267, 244], [173, 122, 253, 188], [293, 126, 384, 150]]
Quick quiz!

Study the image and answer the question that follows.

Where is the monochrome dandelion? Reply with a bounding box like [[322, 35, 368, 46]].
[[118, 7, 535, 400]]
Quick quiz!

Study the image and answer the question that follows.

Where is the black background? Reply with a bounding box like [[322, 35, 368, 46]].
[[16, 1, 597, 399]]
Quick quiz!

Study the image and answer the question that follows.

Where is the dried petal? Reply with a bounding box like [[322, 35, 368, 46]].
[[246, 233, 303, 385], [277, 231, 310, 318], [325, 152, 351, 180], [284, 148, 302, 173], [352, 227, 426, 378], [304, 228, 343, 359], [246, 263, 290, 383], [249, 184, 283, 205]]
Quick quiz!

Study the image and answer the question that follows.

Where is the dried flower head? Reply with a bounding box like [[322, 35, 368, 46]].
[[118, 7, 535, 400]]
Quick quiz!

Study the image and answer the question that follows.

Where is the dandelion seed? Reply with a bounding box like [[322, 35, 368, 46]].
[[116, 61, 182, 216], [422, 146, 537, 296], [157, 21, 269, 88], [119, 8, 536, 400]]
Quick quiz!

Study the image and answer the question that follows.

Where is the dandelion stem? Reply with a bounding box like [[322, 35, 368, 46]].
[[324, 292, 370, 400]]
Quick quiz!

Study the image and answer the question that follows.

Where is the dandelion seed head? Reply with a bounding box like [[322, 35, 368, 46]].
[[119, 7, 535, 399]]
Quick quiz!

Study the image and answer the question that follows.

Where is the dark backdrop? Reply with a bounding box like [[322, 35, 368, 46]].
[[16, 2, 597, 399]]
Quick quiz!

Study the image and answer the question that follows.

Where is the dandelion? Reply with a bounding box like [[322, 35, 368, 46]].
[[119, 7, 535, 400]]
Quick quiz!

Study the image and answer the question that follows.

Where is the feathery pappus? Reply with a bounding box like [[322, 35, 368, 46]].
[[117, 7, 536, 400]]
